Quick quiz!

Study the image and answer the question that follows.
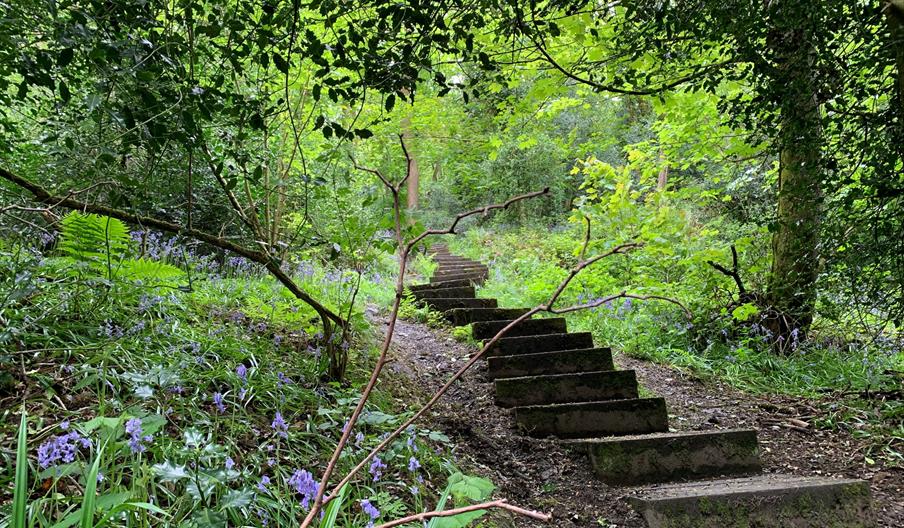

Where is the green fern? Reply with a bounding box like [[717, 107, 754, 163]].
[[58, 212, 129, 266], [119, 258, 184, 281]]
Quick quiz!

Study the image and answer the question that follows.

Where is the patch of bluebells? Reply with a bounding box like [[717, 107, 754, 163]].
[[125, 418, 153, 454], [360, 499, 380, 528], [37, 425, 92, 469], [287, 469, 320, 510]]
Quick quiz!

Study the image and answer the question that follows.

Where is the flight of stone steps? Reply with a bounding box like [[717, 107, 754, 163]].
[[409, 244, 877, 527]]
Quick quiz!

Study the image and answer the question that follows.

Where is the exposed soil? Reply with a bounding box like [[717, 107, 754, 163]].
[[381, 314, 904, 527]]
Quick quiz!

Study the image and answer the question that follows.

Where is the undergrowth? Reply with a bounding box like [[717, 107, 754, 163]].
[[0, 215, 493, 527]]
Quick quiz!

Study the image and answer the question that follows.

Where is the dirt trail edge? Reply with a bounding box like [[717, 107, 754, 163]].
[[381, 314, 903, 527]]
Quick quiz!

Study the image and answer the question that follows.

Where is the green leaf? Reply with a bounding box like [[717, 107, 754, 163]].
[[58, 48, 74, 67], [13, 409, 27, 528], [448, 472, 494, 503], [220, 489, 254, 510], [273, 53, 289, 74], [79, 440, 106, 528], [190, 509, 227, 528], [320, 484, 349, 528], [152, 461, 189, 482], [430, 510, 487, 528]]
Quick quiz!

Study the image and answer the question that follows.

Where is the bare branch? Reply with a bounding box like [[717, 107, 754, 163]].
[[375, 499, 552, 528]]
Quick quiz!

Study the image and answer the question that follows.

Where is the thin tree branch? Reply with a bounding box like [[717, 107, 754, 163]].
[[375, 499, 552, 528]]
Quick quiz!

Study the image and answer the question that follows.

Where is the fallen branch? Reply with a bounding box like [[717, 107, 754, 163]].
[[374, 499, 552, 528], [0, 166, 345, 331]]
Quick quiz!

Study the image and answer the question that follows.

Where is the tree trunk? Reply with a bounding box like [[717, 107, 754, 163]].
[[888, 1, 904, 149], [765, 19, 824, 341]]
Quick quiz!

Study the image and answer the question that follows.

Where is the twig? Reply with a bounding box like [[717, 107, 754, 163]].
[[374, 499, 552, 528]]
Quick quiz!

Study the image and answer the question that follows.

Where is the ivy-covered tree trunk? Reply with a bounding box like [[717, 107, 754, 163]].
[[888, 1, 904, 136], [765, 17, 824, 341]]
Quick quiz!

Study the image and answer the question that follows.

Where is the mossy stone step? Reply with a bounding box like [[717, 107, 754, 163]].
[[411, 286, 475, 300], [494, 370, 638, 407], [627, 474, 876, 528], [445, 308, 531, 326], [485, 332, 594, 357], [422, 298, 497, 311], [409, 279, 473, 291], [514, 397, 669, 438], [430, 271, 487, 284], [471, 318, 567, 340], [487, 347, 614, 379], [569, 429, 761, 485]]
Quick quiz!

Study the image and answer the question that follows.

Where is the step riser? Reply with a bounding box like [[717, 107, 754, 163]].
[[495, 370, 638, 407], [514, 398, 669, 438], [487, 348, 614, 379], [412, 287, 475, 300], [485, 333, 594, 356], [472, 318, 567, 340], [409, 279, 473, 291], [628, 477, 876, 528], [582, 429, 761, 485], [422, 298, 498, 311], [447, 308, 531, 326]]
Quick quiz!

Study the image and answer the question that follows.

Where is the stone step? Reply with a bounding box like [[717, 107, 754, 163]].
[[471, 318, 567, 340], [411, 286, 476, 300], [485, 332, 594, 357], [409, 279, 473, 291], [422, 298, 498, 311], [433, 266, 489, 277], [446, 308, 531, 326], [627, 474, 875, 528], [494, 370, 638, 407], [570, 429, 761, 485], [487, 347, 614, 379], [513, 398, 669, 438], [430, 272, 487, 284], [435, 263, 488, 271]]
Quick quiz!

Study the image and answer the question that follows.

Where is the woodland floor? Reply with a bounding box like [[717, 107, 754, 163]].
[[378, 311, 904, 527]]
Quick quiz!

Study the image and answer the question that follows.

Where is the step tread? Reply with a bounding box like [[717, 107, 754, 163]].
[[486, 332, 594, 356], [495, 369, 638, 407], [487, 347, 614, 378]]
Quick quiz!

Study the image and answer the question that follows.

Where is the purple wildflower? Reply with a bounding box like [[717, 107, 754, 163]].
[[287, 469, 320, 510], [225, 457, 235, 470], [271, 412, 288, 438], [368, 457, 386, 482], [355, 432, 365, 447], [236, 364, 247, 382], [36, 430, 91, 468], [277, 372, 292, 385], [213, 392, 225, 413], [257, 475, 270, 493], [408, 456, 420, 472], [360, 499, 380, 527], [125, 418, 151, 454]]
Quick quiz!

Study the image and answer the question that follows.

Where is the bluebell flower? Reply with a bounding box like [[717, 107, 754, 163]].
[[360, 499, 380, 527], [257, 475, 270, 493], [287, 469, 320, 510], [225, 457, 235, 470], [125, 418, 151, 454], [213, 392, 225, 413], [271, 412, 288, 438], [408, 456, 420, 472], [368, 457, 386, 482], [236, 364, 247, 382], [37, 429, 91, 468]]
